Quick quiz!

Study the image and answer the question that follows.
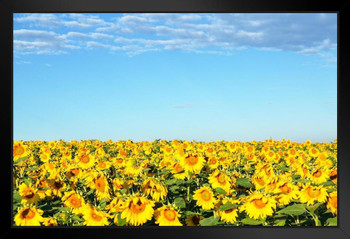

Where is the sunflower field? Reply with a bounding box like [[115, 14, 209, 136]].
[[12, 139, 337, 226]]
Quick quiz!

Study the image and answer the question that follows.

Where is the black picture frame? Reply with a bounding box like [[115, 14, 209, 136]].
[[2, 0, 350, 238]]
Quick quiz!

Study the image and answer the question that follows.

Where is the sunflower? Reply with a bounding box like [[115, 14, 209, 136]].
[[142, 178, 167, 202], [174, 147, 186, 160], [106, 197, 126, 213], [329, 169, 337, 185], [163, 145, 174, 155], [196, 143, 206, 152], [265, 150, 276, 162], [309, 167, 329, 184], [181, 141, 193, 151], [62, 191, 86, 215], [296, 163, 310, 179], [13, 141, 29, 161], [251, 174, 268, 190], [39, 152, 51, 163], [207, 156, 220, 169], [155, 205, 182, 226], [18, 183, 40, 204], [327, 191, 337, 215], [180, 153, 205, 174], [256, 163, 275, 180], [240, 193, 277, 220], [308, 147, 320, 158], [227, 142, 238, 153], [42, 162, 59, 180], [124, 159, 142, 176], [299, 183, 328, 205], [264, 177, 280, 193], [285, 155, 299, 167], [205, 146, 216, 156], [317, 152, 328, 162], [121, 195, 155, 226], [112, 178, 127, 195], [43, 217, 58, 226], [14, 206, 44, 226], [208, 170, 231, 193], [193, 186, 217, 210], [185, 214, 204, 226], [91, 174, 111, 201], [82, 205, 110, 226], [36, 178, 52, 199], [273, 181, 299, 206], [171, 163, 186, 180], [65, 166, 82, 183], [217, 198, 239, 224], [287, 148, 298, 157], [77, 153, 96, 169], [48, 179, 65, 197], [96, 160, 111, 171], [112, 157, 125, 169]]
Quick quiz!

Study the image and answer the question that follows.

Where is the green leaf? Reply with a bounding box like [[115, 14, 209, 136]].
[[37, 203, 48, 208], [276, 204, 307, 216], [158, 169, 171, 175], [307, 202, 322, 213], [215, 187, 227, 195], [23, 178, 32, 186], [199, 216, 219, 226], [175, 179, 186, 185], [218, 202, 237, 211], [325, 217, 337, 226], [13, 192, 22, 204], [169, 185, 179, 192], [120, 188, 127, 194], [117, 213, 127, 226], [323, 180, 335, 187], [54, 207, 71, 212], [236, 178, 253, 188], [25, 166, 40, 172], [274, 219, 286, 226], [185, 211, 197, 216], [174, 197, 186, 209], [71, 215, 83, 222], [99, 198, 107, 209], [174, 170, 185, 174], [241, 217, 264, 225], [327, 188, 337, 193], [164, 178, 177, 185], [86, 189, 95, 196], [277, 164, 290, 172], [14, 156, 29, 164], [142, 168, 151, 173]]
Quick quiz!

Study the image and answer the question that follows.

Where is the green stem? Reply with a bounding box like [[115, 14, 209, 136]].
[[307, 211, 320, 226], [187, 184, 190, 202]]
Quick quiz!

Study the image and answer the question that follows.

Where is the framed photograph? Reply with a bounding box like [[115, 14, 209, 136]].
[[2, 0, 350, 238]]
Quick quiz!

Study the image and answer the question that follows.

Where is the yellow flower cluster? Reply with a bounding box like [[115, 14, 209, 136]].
[[13, 139, 337, 226]]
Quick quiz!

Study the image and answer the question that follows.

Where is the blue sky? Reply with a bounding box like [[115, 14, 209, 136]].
[[13, 13, 337, 142]]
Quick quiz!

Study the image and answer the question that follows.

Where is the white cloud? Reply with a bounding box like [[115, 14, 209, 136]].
[[66, 31, 113, 40], [15, 60, 32, 64], [14, 29, 80, 55], [14, 13, 337, 59], [90, 32, 113, 39], [14, 14, 60, 28], [14, 13, 108, 29], [170, 103, 193, 109], [66, 32, 90, 39]]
